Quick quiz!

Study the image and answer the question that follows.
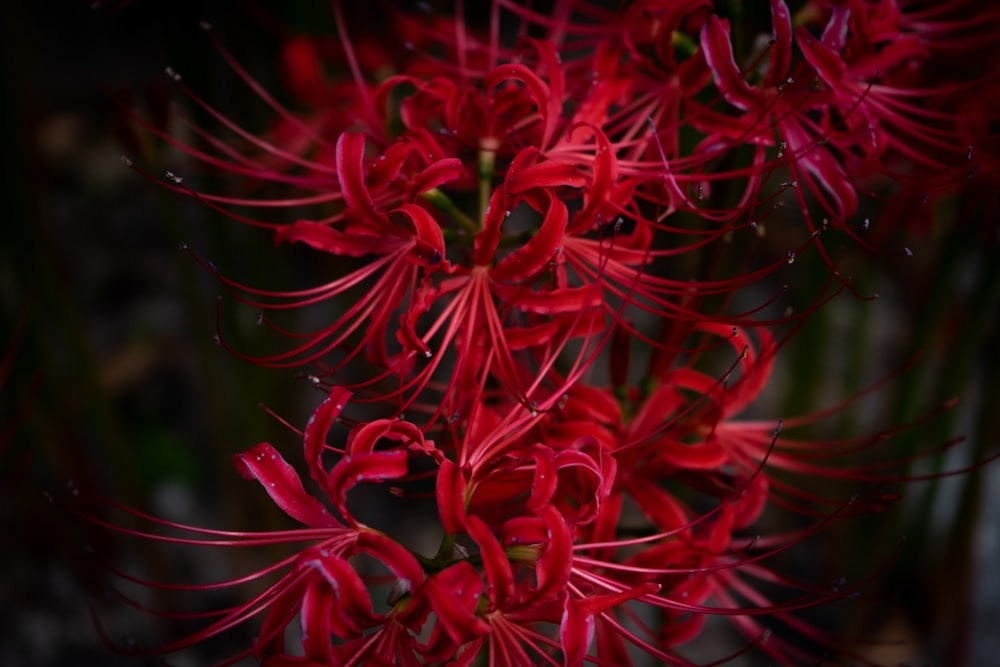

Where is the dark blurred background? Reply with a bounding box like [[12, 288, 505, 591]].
[[1, 2, 997, 666]]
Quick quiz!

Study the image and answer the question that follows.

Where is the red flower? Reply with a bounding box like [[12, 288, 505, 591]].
[[83, 1, 998, 664], [117, 1, 859, 431]]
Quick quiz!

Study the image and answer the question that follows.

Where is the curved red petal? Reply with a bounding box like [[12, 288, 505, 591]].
[[233, 442, 340, 528], [392, 202, 447, 266], [437, 458, 468, 534], [356, 530, 425, 589], [466, 514, 515, 609], [326, 450, 409, 525], [304, 387, 354, 483], [404, 158, 466, 200], [274, 219, 387, 257], [424, 562, 490, 644], [490, 192, 568, 282], [507, 160, 586, 193], [764, 0, 793, 88], [700, 15, 759, 111]]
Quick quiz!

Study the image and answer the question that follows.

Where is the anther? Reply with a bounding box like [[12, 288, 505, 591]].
[[165, 66, 181, 81], [120, 155, 132, 167]]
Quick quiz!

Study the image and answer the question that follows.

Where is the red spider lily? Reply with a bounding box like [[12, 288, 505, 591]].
[[75, 367, 927, 666], [75, 0, 1000, 665], [794, 0, 994, 184], [689, 0, 994, 245], [124, 34, 629, 420], [114, 0, 857, 423]]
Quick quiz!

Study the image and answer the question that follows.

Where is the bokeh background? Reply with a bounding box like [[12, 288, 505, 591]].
[[1, 2, 998, 666]]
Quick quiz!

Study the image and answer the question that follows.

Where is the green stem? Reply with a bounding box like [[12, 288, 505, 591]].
[[479, 145, 497, 226], [420, 188, 479, 234]]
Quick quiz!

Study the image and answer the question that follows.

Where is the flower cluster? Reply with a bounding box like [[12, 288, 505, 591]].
[[94, 1, 995, 665]]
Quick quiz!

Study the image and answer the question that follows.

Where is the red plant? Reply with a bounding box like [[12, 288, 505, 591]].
[[70, 0, 998, 665]]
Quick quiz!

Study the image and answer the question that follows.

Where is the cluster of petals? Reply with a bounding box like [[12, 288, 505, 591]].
[[92, 0, 997, 665], [90, 318, 951, 665], [128, 0, 992, 414]]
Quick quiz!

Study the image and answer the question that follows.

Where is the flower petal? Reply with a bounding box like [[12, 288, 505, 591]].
[[299, 546, 378, 638], [357, 530, 425, 590], [392, 202, 447, 267], [764, 0, 793, 89], [274, 220, 387, 257], [336, 132, 393, 233], [304, 387, 354, 484], [491, 191, 568, 282], [234, 442, 339, 528], [424, 562, 490, 645], [507, 160, 586, 193], [404, 158, 466, 200], [326, 450, 409, 526], [437, 458, 468, 534], [485, 63, 557, 149], [466, 515, 515, 609], [700, 15, 758, 111]]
